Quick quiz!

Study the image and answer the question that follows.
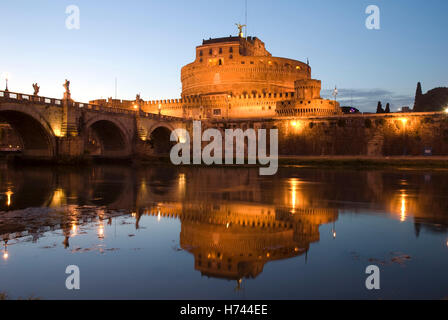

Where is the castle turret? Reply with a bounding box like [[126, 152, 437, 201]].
[[295, 79, 322, 100]]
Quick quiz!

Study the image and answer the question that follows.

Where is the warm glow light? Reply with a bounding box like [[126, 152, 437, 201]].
[[1, 72, 10, 82], [157, 210, 161, 222], [3, 251, 8, 260], [5, 190, 13, 207], [291, 121, 297, 127], [178, 173, 186, 195], [289, 178, 301, 213], [444, 107, 448, 114], [50, 189, 66, 207], [400, 118, 408, 126], [400, 193, 407, 222], [133, 104, 138, 110], [71, 223, 78, 237], [333, 231, 337, 239], [179, 135, 187, 144], [53, 128, 62, 137], [98, 224, 104, 239]]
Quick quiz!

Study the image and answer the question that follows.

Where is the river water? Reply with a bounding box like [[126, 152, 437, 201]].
[[0, 163, 447, 300]]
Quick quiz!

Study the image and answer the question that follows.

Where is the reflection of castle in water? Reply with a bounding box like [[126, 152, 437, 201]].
[[142, 203, 338, 281]]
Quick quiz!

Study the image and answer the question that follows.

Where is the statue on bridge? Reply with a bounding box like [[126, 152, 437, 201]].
[[63, 79, 71, 100], [32, 83, 40, 96]]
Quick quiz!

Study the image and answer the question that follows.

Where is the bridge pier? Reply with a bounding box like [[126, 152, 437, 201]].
[[57, 136, 85, 161]]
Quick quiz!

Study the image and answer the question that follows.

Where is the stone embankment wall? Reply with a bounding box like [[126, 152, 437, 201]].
[[275, 112, 448, 156]]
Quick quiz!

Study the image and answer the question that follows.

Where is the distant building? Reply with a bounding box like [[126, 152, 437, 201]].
[[401, 106, 411, 113]]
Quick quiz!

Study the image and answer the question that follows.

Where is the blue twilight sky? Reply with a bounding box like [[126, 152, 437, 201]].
[[0, 0, 447, 112]]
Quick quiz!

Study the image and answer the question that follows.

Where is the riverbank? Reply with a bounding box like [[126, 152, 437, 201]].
[[138, 155, 448, 169], [277, 156, 448, 168], [3, 154, 448, 169]]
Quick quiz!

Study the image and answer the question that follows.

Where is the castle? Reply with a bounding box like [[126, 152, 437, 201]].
[[90, 27, 341, 120]]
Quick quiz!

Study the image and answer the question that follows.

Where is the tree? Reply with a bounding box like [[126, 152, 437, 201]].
[[414, 82, 423, 111], [376, 101, 384, 114], [385, 103, 391, 113]]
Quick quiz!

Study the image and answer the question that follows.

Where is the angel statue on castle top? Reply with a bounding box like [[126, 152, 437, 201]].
[[235, 23, 246, 38]]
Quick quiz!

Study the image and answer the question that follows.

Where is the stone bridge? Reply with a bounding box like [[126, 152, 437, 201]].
[[0, 90, 186, 161]]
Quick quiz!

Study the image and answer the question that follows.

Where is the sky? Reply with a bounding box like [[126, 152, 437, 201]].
[[0, 0, 447, 112]]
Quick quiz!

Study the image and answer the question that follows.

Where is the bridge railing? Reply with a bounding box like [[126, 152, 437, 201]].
[[0, 90, 182, 121], [0, 90, 63, 106]]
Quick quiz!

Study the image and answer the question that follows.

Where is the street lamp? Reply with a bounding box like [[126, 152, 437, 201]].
[[444, 107, 448, 114], [2, 72, 10, 92]]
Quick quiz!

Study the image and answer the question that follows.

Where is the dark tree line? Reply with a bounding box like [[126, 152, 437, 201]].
[[376, 102, 391, 114]]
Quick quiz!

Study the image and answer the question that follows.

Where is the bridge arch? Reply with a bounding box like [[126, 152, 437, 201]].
[[0, 103, 56, 158], [148, 123, 177, 155], [84, 116, 132, 158]]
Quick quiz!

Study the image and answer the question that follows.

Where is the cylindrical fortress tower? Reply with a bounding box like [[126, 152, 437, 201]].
[[295, 79, 322, 100], [181, 36, 311, 98]]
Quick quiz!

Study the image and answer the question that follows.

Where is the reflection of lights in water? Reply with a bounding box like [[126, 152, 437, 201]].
[[71, 223, 78, 236], [178, 173, 186, 195], [289, 178, 301, 213], [226, 222, 230, 229], [5, 190, 13, 207], [50, 189, 66, 207], [157, 210, 161, 222], [400, 193, 407, 222], [98, 222, 105, 239], [333, 230, 337, 239], [96, 209, 105, 222], [2, 241, 8, 260]]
